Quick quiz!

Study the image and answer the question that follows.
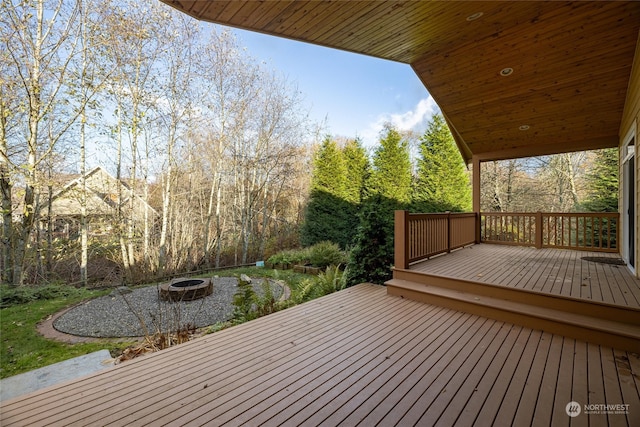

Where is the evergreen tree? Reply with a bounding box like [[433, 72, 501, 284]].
[[369, 124, 412, 204], [300, 137, 354, 249], [413, 114, 472, 212], [342, 138, 370, 204], [581, 148, 618, 212], [311, 137, 347, 196], [346, 127, 411, 286], [346, 193, 402, 286], [300, 191, 355, 249]]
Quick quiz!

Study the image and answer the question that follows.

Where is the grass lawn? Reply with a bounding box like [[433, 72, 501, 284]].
[[0, 289, 135, 379], [0, 267, 310, 379]]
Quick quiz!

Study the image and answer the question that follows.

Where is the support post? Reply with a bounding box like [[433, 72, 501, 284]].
[[394, 210, 409, 270], [535, 211, 543, 249], [446, 211, 452, 253], [472, 156, 481, 243]]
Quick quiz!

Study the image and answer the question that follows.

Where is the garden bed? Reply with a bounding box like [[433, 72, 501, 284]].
[[293, 264, 323, 275]]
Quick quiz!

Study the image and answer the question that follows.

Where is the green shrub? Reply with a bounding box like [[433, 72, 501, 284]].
[[232, 277, 285, 323], [307, 241, 346, 268], [292, 265, 346, 303], [232, 278, 258, 322], [266, 248, 309, 266], [315, 265, 347, 295], [346, 194, 402, 286]]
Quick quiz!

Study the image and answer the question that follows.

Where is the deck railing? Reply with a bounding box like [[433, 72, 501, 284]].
[[395, 210, 620, 269], [481, 212, 619, 252], [394, 211, 476, 269]]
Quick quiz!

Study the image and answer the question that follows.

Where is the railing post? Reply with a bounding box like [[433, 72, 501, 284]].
[[476, 212, 481, 244], [535, 211, 543, 249], [616, 212, 620, 252], [394, 210, 410, 270], [446, 211, 452, 253]]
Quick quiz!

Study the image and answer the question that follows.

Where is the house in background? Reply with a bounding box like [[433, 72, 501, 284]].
[[3, 2, 639, 425], [39, 166, 157, 240]]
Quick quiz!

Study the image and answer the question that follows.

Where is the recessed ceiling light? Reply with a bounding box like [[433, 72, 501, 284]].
[[466, 12, 483, 21], [500, 67, 514, 77], [519, 125, 530, 131]]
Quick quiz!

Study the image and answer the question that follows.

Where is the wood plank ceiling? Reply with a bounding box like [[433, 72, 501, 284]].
[[160, 1, 640, 163]]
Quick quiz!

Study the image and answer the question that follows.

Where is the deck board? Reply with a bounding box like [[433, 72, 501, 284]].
[[2, 283, 639, 426], [511, 331, 553, 426], [316, 307, 461, 426], [587, 344, 609, 427], [550, 338, 575, 427], [431, 322, 514, 427], [572, 341, 590, 427], [416, 320, 505, 425], [531, 334, 563, 427], [494, 329, 544, 426], [410, 244, 640, 308], [393, 317, 496, 425], [473, 328, 534, 426]]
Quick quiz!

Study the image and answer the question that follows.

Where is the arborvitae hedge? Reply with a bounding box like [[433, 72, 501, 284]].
[[413, 114, 471, 212]]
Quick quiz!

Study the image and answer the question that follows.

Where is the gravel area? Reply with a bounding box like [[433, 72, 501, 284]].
[[53, 277, 283, 338]]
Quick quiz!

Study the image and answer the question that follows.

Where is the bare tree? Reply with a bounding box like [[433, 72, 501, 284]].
[[482, 153, 589, 213], [155, 13, 201, 276], [196, 29, 258, 267], [102, 0, 165, 280], [2, 2, 314, 284], [0, 23, 20, 282], [536, 152, 586, 212], [2, 0, 81, 284], [73, 0, 115, 285]]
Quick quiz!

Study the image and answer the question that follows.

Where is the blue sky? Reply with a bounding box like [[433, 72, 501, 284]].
[[231, 28, 438, 147]]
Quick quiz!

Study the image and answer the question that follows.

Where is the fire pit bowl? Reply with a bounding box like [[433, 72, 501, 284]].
[[159, 278, 213, 302]]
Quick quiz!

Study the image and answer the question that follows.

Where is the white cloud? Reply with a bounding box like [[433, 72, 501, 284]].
[[390, 97, 439, 130], [360, 96, 439, 147]]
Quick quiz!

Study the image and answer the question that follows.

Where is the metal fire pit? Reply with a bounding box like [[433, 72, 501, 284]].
[[159, 278, 213, 302]]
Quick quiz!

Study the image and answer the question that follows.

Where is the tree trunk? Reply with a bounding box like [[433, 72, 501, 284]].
[[158, 158, 171, 276], [203, 171, 219, 268], [80, 109, 88, 285], [566, 153, 580, 210], [0, 92, 13, 284], [115, 102, 130, 281], [13, 1, 47, 285]]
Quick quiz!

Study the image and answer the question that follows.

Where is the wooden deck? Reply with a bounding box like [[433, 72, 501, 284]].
[[408, 244, 640, 308], [2, 283, 639, 426]]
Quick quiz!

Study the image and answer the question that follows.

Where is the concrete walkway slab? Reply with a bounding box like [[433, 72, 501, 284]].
[[0, 350, 113, 401]]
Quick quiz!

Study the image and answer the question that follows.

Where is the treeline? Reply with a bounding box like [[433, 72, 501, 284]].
[[1, 0, 312, 285], [481, 148, 618, 213], [301, 116, 471, 285]]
